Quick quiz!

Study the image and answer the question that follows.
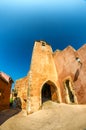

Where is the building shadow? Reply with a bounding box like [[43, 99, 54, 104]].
[[0, 108, 21, 125], [73, 69, 80, 82]]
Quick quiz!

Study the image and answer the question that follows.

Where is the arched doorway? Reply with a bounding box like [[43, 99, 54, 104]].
[[41, 81, 58, 103]]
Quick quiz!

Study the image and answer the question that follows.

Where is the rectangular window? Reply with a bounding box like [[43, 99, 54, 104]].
[[42, 42, 46, 46]]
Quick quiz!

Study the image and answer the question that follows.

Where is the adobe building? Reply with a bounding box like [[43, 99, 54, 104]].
[[14, 41, 86, 114], [0, 72, 13, 111]]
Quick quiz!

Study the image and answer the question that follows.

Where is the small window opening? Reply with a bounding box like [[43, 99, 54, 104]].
[[76, 57, 81, 62], [42, 42, 46, 46], [76, 57, 82, 66]]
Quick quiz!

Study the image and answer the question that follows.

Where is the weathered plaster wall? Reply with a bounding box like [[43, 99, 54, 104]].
[[53, 45, 86, 104], [15, 76, 28, 109], [75, 44, 86, 103], [14, 41, 86, 114], [27, 41, 60, 113]]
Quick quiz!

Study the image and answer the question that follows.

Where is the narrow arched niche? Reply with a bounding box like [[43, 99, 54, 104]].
[[63, 77, 78, 104]]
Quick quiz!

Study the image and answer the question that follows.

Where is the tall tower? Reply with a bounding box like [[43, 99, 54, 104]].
[[27, 41, 60, 114]]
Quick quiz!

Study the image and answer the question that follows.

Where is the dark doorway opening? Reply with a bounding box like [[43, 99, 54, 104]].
[[65, 80, 74, 103], [42, 83, 51, 103]]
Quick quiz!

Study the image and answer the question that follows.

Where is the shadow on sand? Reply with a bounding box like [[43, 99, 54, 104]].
[[0, 108, 21, 125]]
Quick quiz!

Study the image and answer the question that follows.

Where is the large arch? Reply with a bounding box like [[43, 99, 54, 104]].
[[41, 80, 58, 104]]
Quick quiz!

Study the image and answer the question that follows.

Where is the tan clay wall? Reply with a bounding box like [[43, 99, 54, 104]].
[[75, 44, 86, 103], [15, 41, 86, 114], [15, 76, 29, 109], [0, 79, 11, 111], [53, 45, 86, 104], [27, 41, 60, 113]]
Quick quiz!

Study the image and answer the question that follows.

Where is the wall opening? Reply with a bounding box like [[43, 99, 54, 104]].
[[65, 80, 74, 103], [63, 78, 78, 104], [41, 81, 58, 104], [42, 42, 46, 46], [42, 83, 51, 103]]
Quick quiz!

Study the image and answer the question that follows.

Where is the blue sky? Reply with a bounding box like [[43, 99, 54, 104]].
[[0, 0, 86, 87]]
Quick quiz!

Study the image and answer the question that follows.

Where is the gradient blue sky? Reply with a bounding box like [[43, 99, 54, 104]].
[[0, 0, 86, 87]]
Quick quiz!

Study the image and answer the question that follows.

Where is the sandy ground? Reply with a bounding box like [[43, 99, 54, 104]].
[[0, 101, 86, 130]]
